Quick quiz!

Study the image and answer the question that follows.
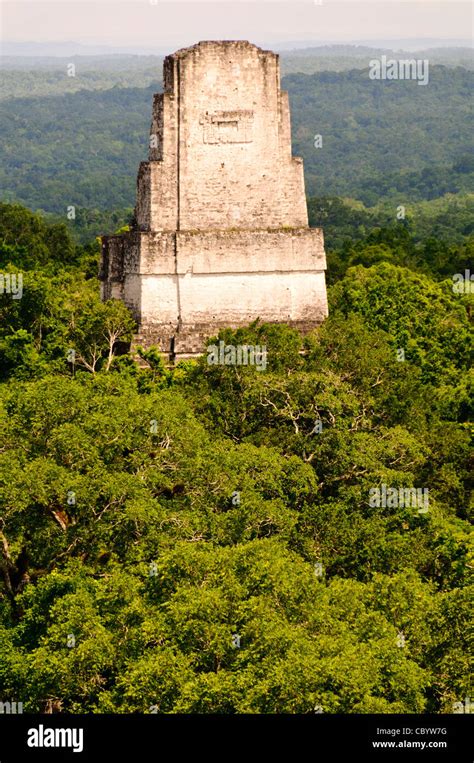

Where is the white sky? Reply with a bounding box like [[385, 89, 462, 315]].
[[1, 1, 472, 47]]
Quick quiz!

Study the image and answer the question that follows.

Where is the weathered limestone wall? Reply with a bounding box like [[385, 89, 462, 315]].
[[136, 41, 308, 233], [174, 42, 307, 230], [140, 272, 327, 325], [100, 40, 328, 358]]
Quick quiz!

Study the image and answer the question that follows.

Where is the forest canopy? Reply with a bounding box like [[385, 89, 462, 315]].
[[1, 66, 473, 215], [0, 202, 471, 713], [0, 42, 472, 716]]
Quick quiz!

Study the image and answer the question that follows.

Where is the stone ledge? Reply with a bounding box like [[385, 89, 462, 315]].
[[132, 318, 327, 357], [139, 227, 326, 275]]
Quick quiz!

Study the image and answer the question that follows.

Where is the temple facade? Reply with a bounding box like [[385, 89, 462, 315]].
[[100, 40, 328, 358]]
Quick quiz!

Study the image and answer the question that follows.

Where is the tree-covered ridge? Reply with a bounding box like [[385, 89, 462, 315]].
[[0, 204, 472, 713], [308, 194, 474, 284], [30, 191, 474, 249], [279, 46, 474, 75], [1, 66, 473, 214], [288, 67, 473, 201], [309, 194, 474, 249], [0, 85, 156, 214], [1, 45, 472, 101], [0, 65, 164, 102]]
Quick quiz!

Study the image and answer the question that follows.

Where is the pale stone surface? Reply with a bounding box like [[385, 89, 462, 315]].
[[100, 40, 328, 358]]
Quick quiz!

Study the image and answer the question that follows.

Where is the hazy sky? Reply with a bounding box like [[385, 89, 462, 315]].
[[2, 1, 472, 49]]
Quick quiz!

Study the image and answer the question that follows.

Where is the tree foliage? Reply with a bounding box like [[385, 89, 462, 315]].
[[0, 203, 471, 714]]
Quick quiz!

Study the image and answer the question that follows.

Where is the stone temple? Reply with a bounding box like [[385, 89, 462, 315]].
[[100, 40, 328, 359]]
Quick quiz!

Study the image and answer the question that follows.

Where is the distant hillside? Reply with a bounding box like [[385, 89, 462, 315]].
[[0, 57, 164, 100], [0, 66, 472, 213], [280, 45, 474, 74], [288, 67, 473, 202], [1, 45, 472, 100]]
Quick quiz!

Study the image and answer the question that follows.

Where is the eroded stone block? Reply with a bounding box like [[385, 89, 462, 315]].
[[100, 40, 328, 358]]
